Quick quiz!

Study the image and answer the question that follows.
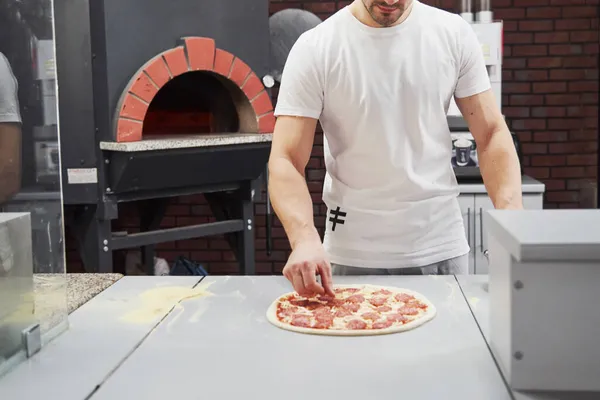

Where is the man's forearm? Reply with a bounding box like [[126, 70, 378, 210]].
[[0, 123, 21, 204], [268, 156, 321, 249], [477, 128, 523, 210]]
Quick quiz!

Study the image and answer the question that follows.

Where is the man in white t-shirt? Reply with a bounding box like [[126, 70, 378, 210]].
[[268, 0, 523, 297]]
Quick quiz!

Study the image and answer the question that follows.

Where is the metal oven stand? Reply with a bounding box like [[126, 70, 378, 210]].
[[67, 182, 256, 276], [65, 143, 269, 276]]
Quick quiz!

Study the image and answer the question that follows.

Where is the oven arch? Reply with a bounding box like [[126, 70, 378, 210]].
[[113, 37, 274, 142]]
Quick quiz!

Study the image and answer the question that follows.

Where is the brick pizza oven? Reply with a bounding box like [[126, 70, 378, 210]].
[[113, 36, 274, 142], [55, 0, 273, 274]]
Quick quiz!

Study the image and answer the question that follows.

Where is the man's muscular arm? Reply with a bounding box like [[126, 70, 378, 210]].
[[268, 116, 334, 296], [456, 90, 523, 209], [268, 27, 334, 296], [268, 116, 321, 248], [452, 17, 523, 209]]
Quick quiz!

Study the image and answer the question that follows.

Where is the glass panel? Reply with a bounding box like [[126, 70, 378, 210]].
[[0, 0, 67, 377]]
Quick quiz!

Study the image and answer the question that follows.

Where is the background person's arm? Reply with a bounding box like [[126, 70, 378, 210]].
[[452, 18, 523, 209], [0, 52, 22, 204], [0, 123, 22, 203]]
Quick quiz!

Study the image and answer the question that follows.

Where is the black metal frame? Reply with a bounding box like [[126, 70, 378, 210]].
[[66, 176, 261, 275], [64, 141, 269, 274]]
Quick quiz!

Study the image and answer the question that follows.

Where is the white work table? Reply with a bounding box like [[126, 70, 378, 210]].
[[91, 275, 510, 400], [0, 275, 512, 400]]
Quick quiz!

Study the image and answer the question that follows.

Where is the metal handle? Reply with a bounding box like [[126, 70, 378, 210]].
[[483, 249, 489, 261], [265, 166, 272, 256], [262, 75, 275, 88], [479, 207, 483, 252], [467, 208, 471, 247]]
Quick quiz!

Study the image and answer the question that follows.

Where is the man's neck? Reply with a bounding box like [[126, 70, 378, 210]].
[[349, 0, 415, 28]]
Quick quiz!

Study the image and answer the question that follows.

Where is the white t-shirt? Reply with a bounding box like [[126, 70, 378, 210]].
[[274, 1, 491, 269], [0, 52, 21, 124]]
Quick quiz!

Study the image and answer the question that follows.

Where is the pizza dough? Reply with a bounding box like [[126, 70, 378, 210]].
[[266, 284, 436, 336]]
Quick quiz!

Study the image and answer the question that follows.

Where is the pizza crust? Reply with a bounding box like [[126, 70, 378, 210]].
[[266, 284, 437, 336]]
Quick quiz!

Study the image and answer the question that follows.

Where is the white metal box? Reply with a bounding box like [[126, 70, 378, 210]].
[[485, 210, 600, 392], [471, 21, 503, 67]]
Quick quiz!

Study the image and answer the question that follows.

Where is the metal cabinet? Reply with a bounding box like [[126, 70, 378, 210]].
[[460, 192, 544, 274]]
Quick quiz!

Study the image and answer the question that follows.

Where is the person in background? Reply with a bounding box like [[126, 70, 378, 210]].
[[268, 0, 522, 297], [0, 51, 22, 205]]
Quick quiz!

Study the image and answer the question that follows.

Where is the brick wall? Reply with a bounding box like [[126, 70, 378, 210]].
[[64, 0, 599, 275]]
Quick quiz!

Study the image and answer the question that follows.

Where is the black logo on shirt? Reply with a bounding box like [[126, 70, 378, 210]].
[[329, 207, 347, 232]]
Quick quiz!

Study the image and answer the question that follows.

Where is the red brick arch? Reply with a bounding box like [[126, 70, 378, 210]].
[[114, 37, 275, 142]]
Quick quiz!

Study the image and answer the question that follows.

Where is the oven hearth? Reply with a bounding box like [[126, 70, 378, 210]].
[[100, 133, 272, 152]]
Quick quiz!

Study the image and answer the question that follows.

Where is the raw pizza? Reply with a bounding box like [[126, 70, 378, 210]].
[[266, 284, 436, 336]]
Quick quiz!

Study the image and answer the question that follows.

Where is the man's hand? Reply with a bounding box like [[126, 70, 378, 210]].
[[282, 239, 334, 298]]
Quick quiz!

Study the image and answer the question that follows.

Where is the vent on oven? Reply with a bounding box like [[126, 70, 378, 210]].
[[114, 37, 275, 143]]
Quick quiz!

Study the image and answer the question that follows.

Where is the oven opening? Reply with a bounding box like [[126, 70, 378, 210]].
[[142, 71, 258, 137]]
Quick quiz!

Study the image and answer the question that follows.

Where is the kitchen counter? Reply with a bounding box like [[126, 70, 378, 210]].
[[34, 273, 124, 314], [459, 175, 545, 194], [65, 273, 124, 313], [1, 275, 512, 400], [32, 273, 124, 336]]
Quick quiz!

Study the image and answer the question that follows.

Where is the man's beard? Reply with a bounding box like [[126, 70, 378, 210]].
[[362, 1, 407, 27]]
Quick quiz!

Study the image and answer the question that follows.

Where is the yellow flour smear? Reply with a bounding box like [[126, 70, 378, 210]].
[[120, 282, 213, 324]]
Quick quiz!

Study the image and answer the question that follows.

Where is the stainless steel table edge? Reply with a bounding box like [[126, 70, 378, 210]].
[[454, 275, 516, 400]]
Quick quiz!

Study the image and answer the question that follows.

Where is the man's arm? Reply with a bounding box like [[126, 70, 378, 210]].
[[456, 90, 523, 209], [268, 115, 333, 296], [452, 18, 523, 209], [0, 123, 22, 203], [268, 31, 334, 296], [268, 116, 321, 248], [0, 53, 22, 204]]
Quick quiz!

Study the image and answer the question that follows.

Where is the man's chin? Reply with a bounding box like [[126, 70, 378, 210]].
[[373, 15, 401, 26], [370, 9, 402, 26]]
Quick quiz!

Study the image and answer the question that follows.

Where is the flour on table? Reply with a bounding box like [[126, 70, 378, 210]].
[[120, 282, 213, 324]]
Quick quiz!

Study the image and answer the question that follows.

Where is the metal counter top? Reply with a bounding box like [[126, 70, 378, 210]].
[[456, 274, 490, 341], [92, 275, 511, 400], [459, 175, 545, 194]]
